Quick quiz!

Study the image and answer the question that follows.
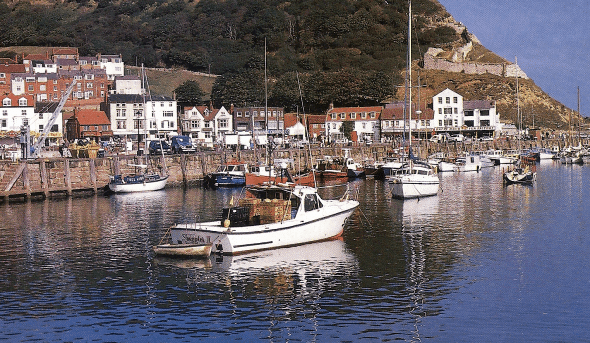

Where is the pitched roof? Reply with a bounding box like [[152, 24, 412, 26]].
[[0, 94, 34, 107], [306, 114, 326, 124], [381, 102, 434, 120], [74, 109, 110, 125], [464, 100, 495, 110], [326, 106, 382, 121], [0, 64, 26, 73], [283, 112, 299, 127]]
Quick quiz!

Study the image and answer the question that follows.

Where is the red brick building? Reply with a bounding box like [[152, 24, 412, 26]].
[[65, 109, 112, 142]]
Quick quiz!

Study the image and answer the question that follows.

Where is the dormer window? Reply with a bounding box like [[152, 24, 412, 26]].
[[18, 98, 27, 106], [2, 98, 11, 106]]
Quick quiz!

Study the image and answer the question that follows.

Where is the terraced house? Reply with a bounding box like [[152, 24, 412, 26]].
[[325, 105, 381, 143]]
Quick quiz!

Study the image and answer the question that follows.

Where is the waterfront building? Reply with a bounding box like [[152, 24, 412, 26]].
[[432, 88, 500, 137], [232, 106, 284, 138], [325, 105, 381, 143], [306, 114, 326, 142], [0, 93, 36, 133], [65, 108, 112, 142], [380, 101, 434, 141], [181, 105, 233, 147], [107, 93, 178, 140]]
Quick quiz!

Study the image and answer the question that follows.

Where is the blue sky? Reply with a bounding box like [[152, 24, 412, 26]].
[[437, 0, 590, 115]]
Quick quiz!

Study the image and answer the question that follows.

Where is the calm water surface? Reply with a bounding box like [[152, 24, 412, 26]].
[[1, 160, 589, 342]]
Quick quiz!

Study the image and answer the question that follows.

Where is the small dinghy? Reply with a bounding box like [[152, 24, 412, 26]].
[[153, 243, 212, 257]]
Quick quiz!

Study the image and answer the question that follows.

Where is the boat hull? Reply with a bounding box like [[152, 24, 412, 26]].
[[390, 176, 440, 199], [108, 175, 168, 193], [153, 243, 212, 257], [245, 171, 316, 186], [170, 200, 358, 255], [503, 170, 536, 185]]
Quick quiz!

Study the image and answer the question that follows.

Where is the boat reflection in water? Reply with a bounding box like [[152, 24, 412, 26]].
[[156, 239, 359, 289]]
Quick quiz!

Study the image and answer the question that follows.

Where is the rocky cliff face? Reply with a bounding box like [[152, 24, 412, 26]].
[[415, 3, 579, 130]]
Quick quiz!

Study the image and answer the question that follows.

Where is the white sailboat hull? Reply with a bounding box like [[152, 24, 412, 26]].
[[390, 174, 440, 199], [171, 199, 358, 255], [108, 176, 168, 193]]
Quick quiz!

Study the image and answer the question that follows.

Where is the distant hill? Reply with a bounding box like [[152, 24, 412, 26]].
[[0, 0, 580, 129]]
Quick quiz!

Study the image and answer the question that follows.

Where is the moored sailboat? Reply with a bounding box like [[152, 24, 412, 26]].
[[389, 0, 440, 199]]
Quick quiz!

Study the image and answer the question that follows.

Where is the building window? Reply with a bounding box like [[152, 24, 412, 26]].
[[350, 112, 356, 119], [453, 97, 458, 103], [19, 98, 28, 106], [39, 113, 43, 119], [446, 97, 450, 104], [340, 113, 345, 119], [361, 112, 367, 119], [454, 108, 458, 114], [253, 111, 258, 117], [218, 119, 228, 128], [163, 111, 173, 117], [331, 113, 337, 119], [438, 108, 442, 114], [237, 112, 242, 117], [2, 110, 7, 116], [481, 110, 490, 116], [191, 120, 200, 128], [370, 112, 376, 119], [481, 120, 490, 126], [465, 110, 474, 116], [438, 97, 442, 104], [1, 119, 6, 127]]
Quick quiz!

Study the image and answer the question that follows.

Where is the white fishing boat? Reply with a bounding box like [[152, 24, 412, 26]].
[[168, 184, 359, 255]]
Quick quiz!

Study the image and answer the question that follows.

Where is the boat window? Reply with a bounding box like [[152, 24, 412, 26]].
[[236, 165, 245, 172], [304, 194, 322, 211]]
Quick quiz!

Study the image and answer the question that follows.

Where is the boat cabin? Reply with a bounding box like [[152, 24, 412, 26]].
[[224, 185, 324, 227]]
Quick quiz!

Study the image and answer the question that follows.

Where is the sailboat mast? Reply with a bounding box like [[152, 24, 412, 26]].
[[407, 0, 412, 148], [264, 38, 270, 167]]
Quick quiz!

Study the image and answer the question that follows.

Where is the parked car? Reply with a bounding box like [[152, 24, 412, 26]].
[[171, 135, 195, 154], [148, 140, 171, 155], [429, 133, 450, 143], [480, 136, 494, 141], [450, 134, 465, 142]]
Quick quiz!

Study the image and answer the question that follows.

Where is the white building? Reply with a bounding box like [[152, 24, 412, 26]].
[[432, 88, 501, 136], [98, 54, 125, 81], [181, 105, 232, 146], [325, 105, 382, 143], [107, 94, 178, 139], [112, 75, 142, 95]]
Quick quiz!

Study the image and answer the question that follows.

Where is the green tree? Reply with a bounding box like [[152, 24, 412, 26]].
[[341, 121, 355, 140], [174, 80, 205, 106]]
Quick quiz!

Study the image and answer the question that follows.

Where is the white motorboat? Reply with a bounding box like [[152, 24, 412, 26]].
[[389, 162, 440, 199], [437, 160, 457, 172], [169, 184, 359, 255], [538, 148, 556, 160], [485, 149, 518, 165]]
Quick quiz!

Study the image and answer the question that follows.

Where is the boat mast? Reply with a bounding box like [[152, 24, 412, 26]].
[[406, 0, 412, 161]]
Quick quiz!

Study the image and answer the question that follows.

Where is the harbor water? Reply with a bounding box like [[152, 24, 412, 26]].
[[1, 160, 589, 342]]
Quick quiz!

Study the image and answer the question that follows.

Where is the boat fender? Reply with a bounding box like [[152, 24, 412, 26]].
[[223, 219, 230, 228]]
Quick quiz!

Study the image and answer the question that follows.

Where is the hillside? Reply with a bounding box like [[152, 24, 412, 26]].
[[0, 0, 579, 129]]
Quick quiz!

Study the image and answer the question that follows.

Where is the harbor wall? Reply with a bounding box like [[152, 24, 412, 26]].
[[0, 138, 571, 204]]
